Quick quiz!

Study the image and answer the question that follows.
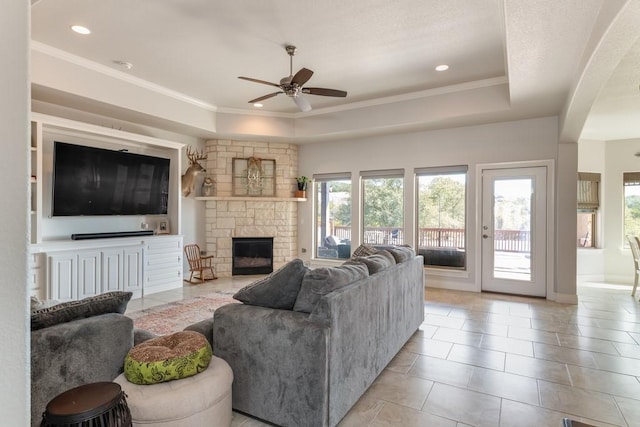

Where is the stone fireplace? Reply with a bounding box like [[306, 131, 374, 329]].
[[232, 237, 274, 275], [201, 139, 300, 277]]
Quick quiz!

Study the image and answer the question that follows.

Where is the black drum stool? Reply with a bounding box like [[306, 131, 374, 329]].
[[41, 382, 132, 427]]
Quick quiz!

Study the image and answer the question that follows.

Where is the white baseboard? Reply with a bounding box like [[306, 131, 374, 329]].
[[553, 292, 578, 304]]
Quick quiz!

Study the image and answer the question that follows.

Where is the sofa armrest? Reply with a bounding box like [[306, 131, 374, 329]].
[[212, 303, 330, 427], [31, 313, 133, 427]]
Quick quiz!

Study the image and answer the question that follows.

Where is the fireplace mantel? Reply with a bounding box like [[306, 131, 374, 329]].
[[195, 196, 306, 202]]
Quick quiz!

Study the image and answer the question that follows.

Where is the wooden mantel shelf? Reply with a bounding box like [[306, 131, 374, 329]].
[[194, 196, 306, 202]]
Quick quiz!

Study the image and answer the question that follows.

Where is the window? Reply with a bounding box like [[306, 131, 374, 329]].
[[416, 166, 467, 268], [624, 172, 640, 244], [361, 169, 405, 247], [314, 173, 352, 259], [577, 172, 600, 248]]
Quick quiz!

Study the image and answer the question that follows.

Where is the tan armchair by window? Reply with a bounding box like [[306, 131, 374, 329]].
[[184, 244, 218, 283]]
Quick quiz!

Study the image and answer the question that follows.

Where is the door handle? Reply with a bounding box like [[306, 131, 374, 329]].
[[482, 234, 489, 239]]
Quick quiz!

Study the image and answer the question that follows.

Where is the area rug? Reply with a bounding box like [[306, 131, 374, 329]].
[[129, 294, 239, 335]]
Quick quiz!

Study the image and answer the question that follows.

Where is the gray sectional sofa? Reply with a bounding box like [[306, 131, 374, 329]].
[[30, 292, 141, 426], [211, 248, 425, 427]]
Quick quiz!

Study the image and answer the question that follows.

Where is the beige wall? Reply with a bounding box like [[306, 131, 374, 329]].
[[298, 116, 576, 300], [0, 0, 30, 423], [577, 139, 606, 282], [603, 138, 640, 284]]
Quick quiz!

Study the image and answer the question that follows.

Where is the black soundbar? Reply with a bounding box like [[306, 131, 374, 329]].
[[71, 230, 155, 240]]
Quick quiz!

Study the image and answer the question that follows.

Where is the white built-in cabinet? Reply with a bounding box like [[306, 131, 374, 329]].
[[44, 236, 181, 301], [28, 113, 185, 301]]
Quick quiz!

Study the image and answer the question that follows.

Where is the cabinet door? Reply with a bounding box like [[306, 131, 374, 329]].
[[77, 250, 101, 299], [49, 253, 77, 301], [101, 248, 124, 293], [123, 246, 143, 294]]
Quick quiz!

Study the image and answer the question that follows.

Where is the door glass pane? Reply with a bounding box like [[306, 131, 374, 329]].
[[493, 178, 531, 281]]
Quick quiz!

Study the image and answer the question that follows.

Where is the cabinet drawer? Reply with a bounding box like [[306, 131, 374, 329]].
[[144, 237, 182, 253]]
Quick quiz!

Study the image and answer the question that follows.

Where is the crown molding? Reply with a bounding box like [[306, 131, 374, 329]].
[[31, 41, 218, 112]]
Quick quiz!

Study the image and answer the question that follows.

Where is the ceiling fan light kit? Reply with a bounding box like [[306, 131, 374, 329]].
[[238, 45, 347, 112]]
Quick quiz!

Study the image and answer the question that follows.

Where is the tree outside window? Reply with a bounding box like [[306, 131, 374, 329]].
[[361, 171, 404, 246], [416, 167, 467, 269], [624, 173, 640, 245]]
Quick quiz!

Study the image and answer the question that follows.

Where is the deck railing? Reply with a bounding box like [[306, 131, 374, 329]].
[[331, 226, 530, 253]]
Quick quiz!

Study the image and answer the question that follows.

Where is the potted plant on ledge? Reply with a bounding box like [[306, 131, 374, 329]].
[[295, 176, 310, 198]]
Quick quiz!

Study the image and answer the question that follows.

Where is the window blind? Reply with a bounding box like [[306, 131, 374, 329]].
[[577, 172, 600, 210]]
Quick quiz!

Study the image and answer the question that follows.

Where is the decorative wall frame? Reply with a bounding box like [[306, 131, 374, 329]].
[[157, 219, 170, 235], [232, 157, 276, 196]]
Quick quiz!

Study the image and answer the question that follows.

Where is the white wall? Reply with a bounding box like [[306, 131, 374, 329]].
[[0, 0, 30, 423], [577, 139, 606, 282], [298, 116, 571, 297], [603, 138, 640, 284]]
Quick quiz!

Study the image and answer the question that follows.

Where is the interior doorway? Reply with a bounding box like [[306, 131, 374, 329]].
[[480, 166, 548, 297]]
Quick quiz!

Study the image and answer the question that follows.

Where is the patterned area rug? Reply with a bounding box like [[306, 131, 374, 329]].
[[129, 294, 239, 335]]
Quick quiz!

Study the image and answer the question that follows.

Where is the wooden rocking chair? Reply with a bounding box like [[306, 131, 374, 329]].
[[184, 244, 217, 283]]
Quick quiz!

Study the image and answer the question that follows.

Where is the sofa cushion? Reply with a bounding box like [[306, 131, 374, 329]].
[[351, 244, 378, 258], [124, 330, 212, 385], [387, 246, 416, 263], [352, 250, 396, 274], [233, 259, 309, 310], [31, 291, 133, 331], [293, 264, 369, 313]]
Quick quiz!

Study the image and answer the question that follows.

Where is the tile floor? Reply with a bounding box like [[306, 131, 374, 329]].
[[128, 280, 640, 427]]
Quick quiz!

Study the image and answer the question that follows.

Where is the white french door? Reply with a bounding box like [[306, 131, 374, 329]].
[[481, 167, 547, 297]]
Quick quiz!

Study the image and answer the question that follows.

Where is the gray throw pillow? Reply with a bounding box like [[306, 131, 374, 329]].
[[233, 259, 309, 310], [293, 263, 369, 313], [31, 291, 133, 331], [352, 250, 396, 274], [351, 244, 378, 258], [387, 246, 416, 263]]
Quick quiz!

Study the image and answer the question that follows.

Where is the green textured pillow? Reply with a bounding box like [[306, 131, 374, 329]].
[[124, 331, 212, 385]]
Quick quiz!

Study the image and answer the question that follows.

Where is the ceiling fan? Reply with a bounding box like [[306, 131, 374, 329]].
[[238, 45, 347, 112]]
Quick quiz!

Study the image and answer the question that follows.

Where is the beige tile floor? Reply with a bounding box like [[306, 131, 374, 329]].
[[128, 279, 640, 427]]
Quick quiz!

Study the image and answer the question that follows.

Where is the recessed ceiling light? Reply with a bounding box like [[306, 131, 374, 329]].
[[435, 64, 449, 71], [71, 25, 91, 35], [253, 103, 263, 108]]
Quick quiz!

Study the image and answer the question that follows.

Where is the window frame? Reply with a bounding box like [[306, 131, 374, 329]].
[[313, 172, 352, 260], [414, 165, 468, 270], [577, 172, 600, 249], [623, 172, 640, 247], [360, 169, 405, 247]]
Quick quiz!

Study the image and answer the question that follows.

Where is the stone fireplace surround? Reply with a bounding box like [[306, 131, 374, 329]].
[[201, 139, 301, 277]]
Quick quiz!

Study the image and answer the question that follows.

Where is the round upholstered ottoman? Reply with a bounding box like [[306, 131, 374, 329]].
[[114, 355, 233, 427]]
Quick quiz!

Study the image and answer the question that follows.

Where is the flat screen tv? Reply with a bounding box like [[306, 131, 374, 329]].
[[52, 141, 171, 216]]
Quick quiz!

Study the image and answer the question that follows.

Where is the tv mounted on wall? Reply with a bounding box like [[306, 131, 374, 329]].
[[52, 141, 171, 216]]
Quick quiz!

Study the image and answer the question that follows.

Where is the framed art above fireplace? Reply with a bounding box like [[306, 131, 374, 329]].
[[232, 157, 276, 197]]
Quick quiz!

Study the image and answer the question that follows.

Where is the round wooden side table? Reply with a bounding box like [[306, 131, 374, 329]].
[[41, 382, 132, 426]]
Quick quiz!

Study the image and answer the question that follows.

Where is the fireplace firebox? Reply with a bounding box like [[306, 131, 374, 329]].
[[232, 237, 274, 275]]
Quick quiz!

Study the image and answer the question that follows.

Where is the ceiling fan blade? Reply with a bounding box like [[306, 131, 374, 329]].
[[238, 76, 281, 88], [302, 87, 347, 97], [291, 68, 314, 86], [248, 92, 282, 104], [293, 95, 312, 112]]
